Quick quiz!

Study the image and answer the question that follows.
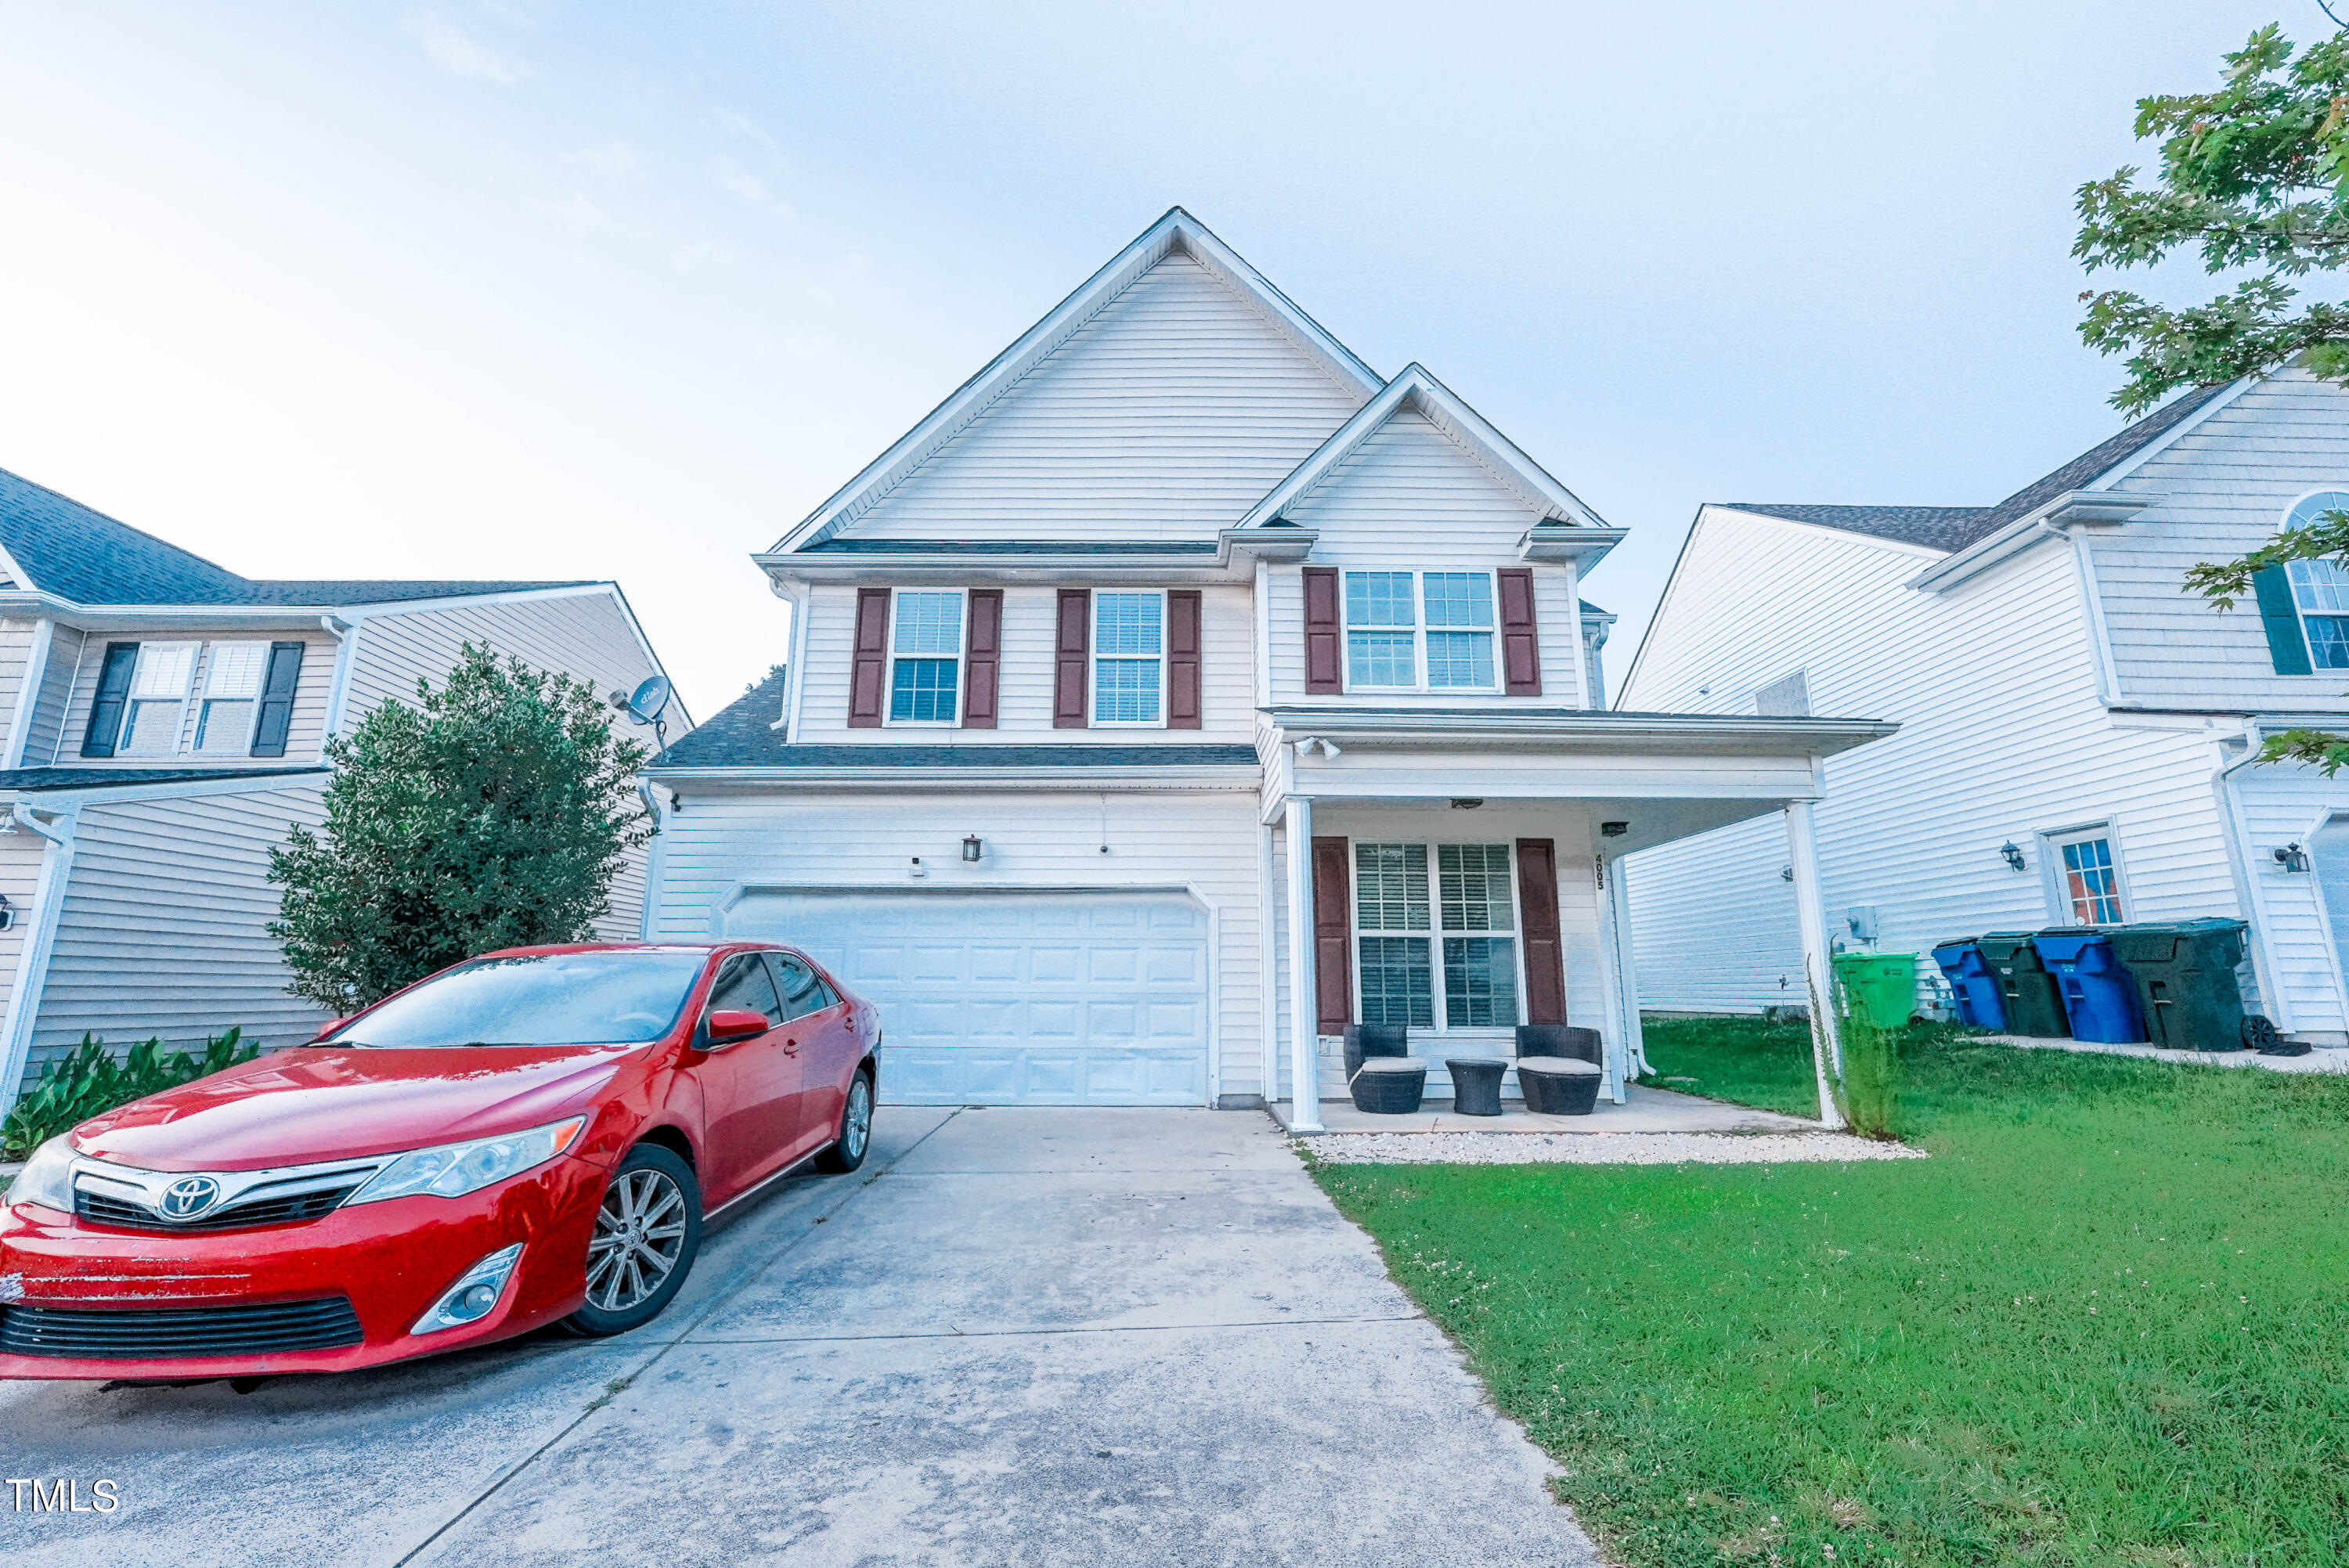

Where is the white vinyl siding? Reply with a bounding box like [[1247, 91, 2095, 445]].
[[0, 620, 36, 760], [341, 591, 673, 736], [644, 787, 1265, 1101], [20, 624, 83, 768], [844, 252, 1368, 541], [18, 783, 334, 1094], [793, 582, 1256, 741], [1620, 506, 2242, 1017]]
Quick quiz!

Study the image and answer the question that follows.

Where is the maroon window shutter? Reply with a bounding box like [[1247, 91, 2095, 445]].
[[1054, 589, 1091, 728], [1515, 838, 1566, 1024], [849, 588, 891, 728], [1301, 567, 1342, 694], [962, 589, 1002, 729], [1167, 589, 1203, 730], [1497, 568, 1543, 697], [1312, 836, 1355, 1033]]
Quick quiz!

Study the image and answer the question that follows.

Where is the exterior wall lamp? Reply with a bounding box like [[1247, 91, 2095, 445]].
[[2001, 842, 2027, 871], [2274, 843, 2311, 874], [1600, 821, 1629, 838], [962, 834, 984, 863]]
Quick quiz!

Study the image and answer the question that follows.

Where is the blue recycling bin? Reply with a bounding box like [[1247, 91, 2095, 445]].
[[1931, 938, 2006, 1030], [2031, 928, 2146, 1043]]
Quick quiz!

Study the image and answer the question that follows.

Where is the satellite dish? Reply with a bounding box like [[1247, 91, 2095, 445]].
[[625, 676, 673, 727]]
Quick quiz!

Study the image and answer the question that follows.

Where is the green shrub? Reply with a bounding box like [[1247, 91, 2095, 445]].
[[1832, 997, 1902, 1138], [1, 1028, 255, 1159]]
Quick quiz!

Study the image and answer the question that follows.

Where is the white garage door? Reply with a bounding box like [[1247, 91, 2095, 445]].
[[724, 890, 1210, 1106]]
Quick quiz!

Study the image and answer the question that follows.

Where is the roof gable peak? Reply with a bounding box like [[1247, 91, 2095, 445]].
[[771, 207, 1384, 553]]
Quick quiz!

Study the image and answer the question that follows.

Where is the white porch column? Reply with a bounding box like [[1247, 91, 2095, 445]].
[[1783, 799, 1846, 1130], [1283, 795, 1323, 1134], [1604, 856, 1649, 1090]]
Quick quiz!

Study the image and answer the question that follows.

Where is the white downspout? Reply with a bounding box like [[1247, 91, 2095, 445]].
[[1783, 797, 1846, 1130], [0, 801, 78, 1115], [635, 781, 668, 942], [2, 619, 55, 770], [319, 615, 359, 740]]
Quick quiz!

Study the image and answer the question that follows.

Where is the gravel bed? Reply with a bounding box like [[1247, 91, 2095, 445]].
[[1305, 1130, 1927, 1166]]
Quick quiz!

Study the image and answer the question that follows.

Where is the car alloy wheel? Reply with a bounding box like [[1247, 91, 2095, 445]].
[[816, 1069, 875, 1174], [585, 1166, 689, 1313]]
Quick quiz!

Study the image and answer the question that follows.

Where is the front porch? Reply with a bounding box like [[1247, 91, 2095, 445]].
[[1269, 1080, 1817, 1135]]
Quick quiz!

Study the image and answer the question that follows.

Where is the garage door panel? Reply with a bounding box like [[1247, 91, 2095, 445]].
[[727, 891, 1211, 1106]]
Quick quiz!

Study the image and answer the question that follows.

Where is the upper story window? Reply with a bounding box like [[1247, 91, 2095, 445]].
[[81, 637, 307, 761], [121, 642, 198, 754], [2287, 558, 2349, 669], [889, 589, 963, 724], [1343, 571, 1496, 691], [1092, 591, 1164, 725], [193, 642, 269, 755]]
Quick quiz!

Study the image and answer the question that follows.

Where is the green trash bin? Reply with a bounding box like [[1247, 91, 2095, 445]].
[[1832, 951, 1918, 1031], [2108, 918, 2251, 1051], [1976, 932, 2070, 1037]]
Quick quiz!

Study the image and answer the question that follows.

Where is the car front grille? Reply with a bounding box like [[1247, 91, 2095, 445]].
[[74, 1184, 363, 1232], [0, 1297, 366, 1359]]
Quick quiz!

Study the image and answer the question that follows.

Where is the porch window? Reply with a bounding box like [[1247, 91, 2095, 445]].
[[889, 589, 963, 723], [1351, 840, 1522, 1029], [121, 642, 199, 755], [1092, 591, 1164, 724], [1342, 571, 1497, 690], [2052, 831, 2125, 925]]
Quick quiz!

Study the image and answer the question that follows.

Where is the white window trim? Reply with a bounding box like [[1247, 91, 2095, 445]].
[[1090, 587, 1167, 730], [2039, 820, 2132, 926], [118, 641, 201, 757], [2274, 489, 2349, 675], [1339, 569, 1503, 694], [1348, 837, 1528, 1033], [884, 586, 965, 728], [193, 640, 270, 756]]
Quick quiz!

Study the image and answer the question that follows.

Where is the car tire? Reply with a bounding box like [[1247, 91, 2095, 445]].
[[814, 1068, 875, 1175], [561, 1143, 702, 1338]]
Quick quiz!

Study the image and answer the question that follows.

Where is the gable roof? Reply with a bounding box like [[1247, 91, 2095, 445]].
[[770, 207, 1387, 553], [0, 466, 594, 608], [1233, 362, 1612, 532], [1723, 380, 2244, 554]]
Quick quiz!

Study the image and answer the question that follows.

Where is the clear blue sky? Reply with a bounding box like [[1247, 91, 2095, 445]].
[[0, 2, 2307, 715]]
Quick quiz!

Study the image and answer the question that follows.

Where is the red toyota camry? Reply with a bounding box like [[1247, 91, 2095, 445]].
[[0, 942, 877, 1380]]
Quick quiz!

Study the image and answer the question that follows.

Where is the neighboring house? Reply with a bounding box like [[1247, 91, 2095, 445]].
[[0, 468, 686, 1108], [1617, 366, 2349, 1045], [644, 208, 1890, 1122]]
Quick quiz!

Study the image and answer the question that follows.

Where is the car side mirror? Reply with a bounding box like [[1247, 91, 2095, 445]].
[[704, 1008, 770, 1046], [310, 1015, 353, 1043]]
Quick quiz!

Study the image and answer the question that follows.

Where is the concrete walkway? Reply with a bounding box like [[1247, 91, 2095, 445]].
[[2, 1108, 1601, 1567], [1981, 1033, 2349, 1074]]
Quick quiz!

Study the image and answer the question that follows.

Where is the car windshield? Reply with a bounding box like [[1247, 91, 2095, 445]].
[[327, 951, 711, 1048]]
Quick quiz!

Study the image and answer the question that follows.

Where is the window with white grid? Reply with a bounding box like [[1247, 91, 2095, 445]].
[[889, 590, 963, 723], [121, 643, 197, 755], [1342, 571, 1499, 691], [2052, 831, 2125, 925], [1437, 843, 1519, 1027], [1354, 842, 1434, 1027], [1092, 591, 1164, 724], [193, 641, 268, 755], [1351, 841, 1521, 1031]]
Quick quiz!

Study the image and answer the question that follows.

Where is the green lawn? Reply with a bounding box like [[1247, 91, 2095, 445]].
[[1315, 1020, 2349, 1566]]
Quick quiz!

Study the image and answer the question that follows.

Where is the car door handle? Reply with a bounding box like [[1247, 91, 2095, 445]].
[[783, 1036, 800, 1054]]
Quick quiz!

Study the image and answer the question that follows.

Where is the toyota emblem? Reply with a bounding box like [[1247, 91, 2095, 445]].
[[158, 1175, 222, 1220]]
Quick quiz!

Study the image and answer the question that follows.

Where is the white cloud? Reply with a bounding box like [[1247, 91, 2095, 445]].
[[670, 241, 742, 272], [402, 11, 528, 84], [713, 158, 795, 220], [710, 107, 790, 171], [530, 192, 621, 239], [565, 142, 644, 179]]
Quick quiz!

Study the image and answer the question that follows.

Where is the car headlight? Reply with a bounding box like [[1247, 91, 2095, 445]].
[[3, 1135, 76, 1215], [346, 1117, 586, 1206]]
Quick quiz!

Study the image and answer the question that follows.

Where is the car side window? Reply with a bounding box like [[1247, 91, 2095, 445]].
[[707, 953, 785, 1030], [767, 953, 831, 1021]]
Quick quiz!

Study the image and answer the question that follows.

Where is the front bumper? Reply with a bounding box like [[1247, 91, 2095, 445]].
[[0, 1154, 605, 1380]]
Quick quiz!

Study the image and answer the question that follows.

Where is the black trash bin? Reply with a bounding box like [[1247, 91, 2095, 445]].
[[1975, 932, 2070, 1037], [2108, 918, 2254, 1052]]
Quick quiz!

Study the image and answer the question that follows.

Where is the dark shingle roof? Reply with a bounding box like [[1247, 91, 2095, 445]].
[[0, 765, 330, 792], [1724, 381, 2240, 554], [0, 467, 593, 607], [655, 671, 1255, 770]]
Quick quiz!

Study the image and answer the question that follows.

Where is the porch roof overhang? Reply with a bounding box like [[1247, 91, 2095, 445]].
[[755, 529, 1319, 590], [1261, 705, 1895, 758]]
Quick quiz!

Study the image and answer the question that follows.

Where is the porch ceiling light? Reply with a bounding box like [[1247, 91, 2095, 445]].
[[962, 834, 984, 863], [2001, 842, 2026, 871]]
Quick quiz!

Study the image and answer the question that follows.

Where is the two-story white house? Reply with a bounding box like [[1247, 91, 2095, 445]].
[[642, 208, 1892, 1125], [0, 468, 685, 1108], [1618, 366, 2349, 1046]]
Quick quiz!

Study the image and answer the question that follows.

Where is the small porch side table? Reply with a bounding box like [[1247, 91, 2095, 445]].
[[1443, 1057, 1506, 1117]]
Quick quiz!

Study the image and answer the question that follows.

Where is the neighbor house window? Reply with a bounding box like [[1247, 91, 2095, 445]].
[[2286, 558, 2349, 669], [888, 589, 963, 723], [1353, 841, 1523, 1029], [193, 641, 268, 755], [1092, 591, 1164, 724], [1343, 571, 1497, 690], [2052, 831, 2125, 925], [121, 642, 198, 755]]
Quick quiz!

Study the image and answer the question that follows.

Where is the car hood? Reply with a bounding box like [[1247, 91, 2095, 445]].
[[70, 1045, 647, 1172]]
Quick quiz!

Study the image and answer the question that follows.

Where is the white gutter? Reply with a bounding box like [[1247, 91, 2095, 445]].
[[319, 615, 358, 738], [0, 802, 78, 1116]]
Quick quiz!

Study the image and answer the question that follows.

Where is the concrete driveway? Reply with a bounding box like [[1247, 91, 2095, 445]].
[[2, 1108, 1601, 1566]]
